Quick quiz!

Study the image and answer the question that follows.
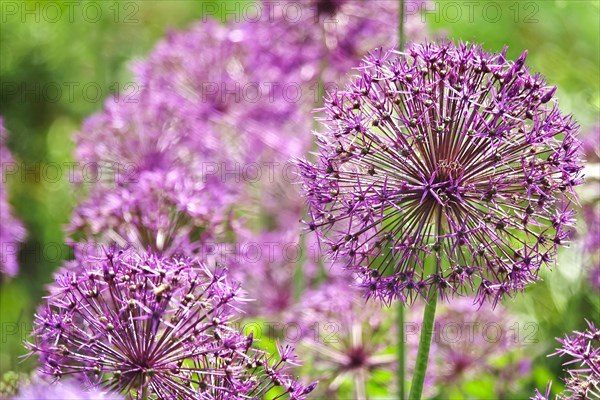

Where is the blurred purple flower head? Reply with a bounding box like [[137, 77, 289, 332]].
[[583, 205, 600, 291], [0, 117, 26, 277], [407, 297, 531, 397], [240, 0, 427, 159], [26, 248, 314, 399], [298, 42, 584, 306], [68, 20, 245, 257], [66, 1, 428, 321], [581, 125, 600, 164], [535, 320, 600, 399], [14, 378, 121, 400], [293, 282, 395, 399], [69, 168, 234, 257], [251, 0, 427, 82], [580, 125, 600, 291]]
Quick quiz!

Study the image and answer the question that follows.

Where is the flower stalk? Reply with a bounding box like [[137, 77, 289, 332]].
[[398, 1, 406, 398], [398, 302, 406, 399], [409, 211, 442, 399], [408, 289, 438, 399]]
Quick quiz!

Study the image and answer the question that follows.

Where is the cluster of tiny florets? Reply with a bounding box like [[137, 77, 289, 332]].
[[293, 282, 395, 398], [534, 320, 600, 399], [299, 42, 583, 305], [26, 249, 315, 399]]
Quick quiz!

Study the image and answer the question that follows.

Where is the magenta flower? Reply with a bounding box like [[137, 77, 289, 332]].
[[0, 117, 26, 277], [68, 20, 244, 257], [68, 2, 428, 263], [14, 378, 121, 400], [534, 320, 600, 399], [293, 282, 395, 399], [298, 43, 584, 305], [69, 167, 233, 257], [239, 0, 427, 161], [583, 205, 600, 291], [580, 125, 600, 290], [26, 248, 315, 399]]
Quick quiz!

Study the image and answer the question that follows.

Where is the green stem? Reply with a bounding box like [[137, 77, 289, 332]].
[[408, 287, 438, 399], [398, 302, 405, 399], [398, 1, 406, 398], [408, 210, 442, 399], [398, 0, 406, 50]]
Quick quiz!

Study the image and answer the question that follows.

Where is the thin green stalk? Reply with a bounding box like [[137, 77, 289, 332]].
[[141, 383, 148, 400], [408, 287, 438, 399], [398, 301, 405, 399], [398, 0, 406, 50], [408, 211, 442, 399], [397, 1, 406, 398]]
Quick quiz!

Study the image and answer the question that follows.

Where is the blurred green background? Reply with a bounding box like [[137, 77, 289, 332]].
[[1, 0, 598, 398]]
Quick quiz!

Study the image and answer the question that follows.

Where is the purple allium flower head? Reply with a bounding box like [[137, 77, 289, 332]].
[[249, 1, 427, 84], [26, 248, 314, 399], [68, 1, 428, 273], [531, 383, 552, 400], [69, 168, 232, 257], [240, 0, 427, 159], [14, 378, 121, 400], [0, 117, 26, 277], [68, 20, 244, 257], [293, 282, 395, 398], [535, 320, 600, 399], [298, 43, 584, 306]]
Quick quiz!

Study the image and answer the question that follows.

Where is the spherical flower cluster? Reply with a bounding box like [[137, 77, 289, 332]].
[[293, 282, 395, 398], [298, 42, 584, 305], [68, 1, 428, 262], [250, 0, 427, 83], [241, 0, 427, 160], [69, 168, 233, 257], [26, 249, 315, 399], [0, 117, 26, 277], [534, 320, 600, 400], [68, 20, 243, 257]]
